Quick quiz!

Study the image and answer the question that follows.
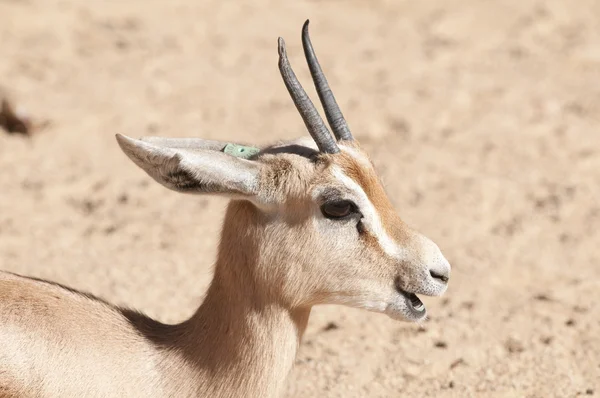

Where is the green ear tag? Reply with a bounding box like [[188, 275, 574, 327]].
[[223, 143, 260, 159]]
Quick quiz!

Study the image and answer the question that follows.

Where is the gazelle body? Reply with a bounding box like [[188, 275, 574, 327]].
[[0, 21, 450, 397]]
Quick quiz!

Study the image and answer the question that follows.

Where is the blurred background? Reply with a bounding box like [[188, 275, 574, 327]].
[[1, 0, 599, 396]]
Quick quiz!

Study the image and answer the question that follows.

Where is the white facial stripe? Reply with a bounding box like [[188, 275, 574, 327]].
[[330, 166, 406, 260]]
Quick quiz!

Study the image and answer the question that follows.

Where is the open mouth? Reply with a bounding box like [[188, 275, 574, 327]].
[[396, 286, 426, 316]]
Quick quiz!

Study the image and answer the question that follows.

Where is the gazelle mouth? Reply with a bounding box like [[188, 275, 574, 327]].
[[397, 287, 426, 315], [393, 276, 426, 314]]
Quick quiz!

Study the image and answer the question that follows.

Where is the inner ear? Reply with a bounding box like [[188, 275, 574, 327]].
[[116, 134, 264, 200]]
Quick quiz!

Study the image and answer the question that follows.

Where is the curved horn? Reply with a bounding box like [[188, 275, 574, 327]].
[[277, 37, 339, 154], [301, 20, 353, 141]]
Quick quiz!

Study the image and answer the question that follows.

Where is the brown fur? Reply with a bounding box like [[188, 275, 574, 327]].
[[335, 145, 413, 246]]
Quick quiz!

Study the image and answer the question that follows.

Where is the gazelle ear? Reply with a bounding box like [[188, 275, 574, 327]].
[[116, 134, 263, 200]]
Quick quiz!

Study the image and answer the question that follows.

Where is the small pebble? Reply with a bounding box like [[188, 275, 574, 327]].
[[434, 340, 448, 349], [322, 322, 339, 332]]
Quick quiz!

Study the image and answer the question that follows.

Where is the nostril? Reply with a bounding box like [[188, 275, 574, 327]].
[[430, 270, 449, 283]]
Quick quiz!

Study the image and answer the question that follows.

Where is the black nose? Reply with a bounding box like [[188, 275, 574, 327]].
[[430, 270, 449, 283]]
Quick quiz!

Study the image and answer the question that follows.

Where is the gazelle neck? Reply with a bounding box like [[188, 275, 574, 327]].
[[168, 201, 311, 397]]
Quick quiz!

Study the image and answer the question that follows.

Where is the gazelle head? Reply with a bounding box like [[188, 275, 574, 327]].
[[116, 21, 450, 322]]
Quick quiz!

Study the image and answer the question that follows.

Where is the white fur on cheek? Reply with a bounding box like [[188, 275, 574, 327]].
[[330, 166, 407, 261]]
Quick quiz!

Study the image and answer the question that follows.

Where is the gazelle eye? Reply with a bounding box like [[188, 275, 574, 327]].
[[321, 200, 356, 219]]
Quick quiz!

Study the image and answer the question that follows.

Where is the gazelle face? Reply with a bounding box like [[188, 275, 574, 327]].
[[251, 137, 450, 322], [116, 20, 450, 322]]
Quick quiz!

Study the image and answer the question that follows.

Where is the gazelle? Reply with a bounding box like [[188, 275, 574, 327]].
[[0, 21, 450, 397]]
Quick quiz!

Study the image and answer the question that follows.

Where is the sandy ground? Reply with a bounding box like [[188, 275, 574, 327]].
[[1, 0, 599, 396]]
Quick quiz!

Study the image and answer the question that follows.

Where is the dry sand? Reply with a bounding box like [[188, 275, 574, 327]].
[[1, 0, 599, 396]]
